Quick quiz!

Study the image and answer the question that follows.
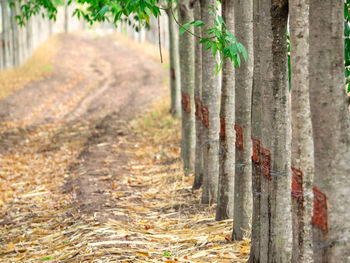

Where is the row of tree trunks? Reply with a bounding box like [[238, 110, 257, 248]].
[[0, 0, 81, 71]]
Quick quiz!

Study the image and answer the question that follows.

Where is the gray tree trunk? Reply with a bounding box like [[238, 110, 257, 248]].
[[179, 0, 195, 174], [248, 0, 262, 261], [64, 0, 69, 33], [259, 0, 292, 261], [10, 1, 19, 67], [1, 0, 11, 68], [309, 0, 350, 262], [192, 0, 203, 190], [289, 0, 314, 262], [232, 0, 253, 240], [201, 0, 220, 204], [216, 0, 235, 220], [167, 7, 181, 118]]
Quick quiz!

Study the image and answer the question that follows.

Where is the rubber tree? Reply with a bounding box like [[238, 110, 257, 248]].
[[192, 0, 203, 189], [259, 0, 292, 261], [179, 0, 195, 174], [232, 0, 253, 240], [201, 0, 220, 204], [289, 0, 314, 262], [216, 0, 235, 220], [166, 4, 181, 118], [310, 0, 350, 261], [248, 0, 262, 261]]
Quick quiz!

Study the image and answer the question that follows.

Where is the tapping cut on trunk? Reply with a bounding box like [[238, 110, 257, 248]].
[[220, 117, 226, 141], [195, 98, 202, 119], [261, 148, 271, 180], [252, 138, 261, 165], [291, 167, 303, 202], [312, 186, 328, 233], [181, 92, 191, 113], [234, 124, 244, 151], [201, 105, 209, 128]]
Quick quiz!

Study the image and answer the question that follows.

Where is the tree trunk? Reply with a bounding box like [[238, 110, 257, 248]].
[[259, 0, 292, 261], [232, 0, 253, 240], [179, 0, 195, 174], [166, 7, 181, 118], [1, 0, 11, 68], [309, 0, 350, 262], [192, 0, 203, 190], [289, 0, 314, 262], [248, 0, 262, 261], [216, 0, 235, 220], [10, 1, 19, 67], [201, 0, 220, 204], [64, 0, 69, 33]]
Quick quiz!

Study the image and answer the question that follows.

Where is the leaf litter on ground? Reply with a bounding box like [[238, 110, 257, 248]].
[[0, 95, 250, 261]]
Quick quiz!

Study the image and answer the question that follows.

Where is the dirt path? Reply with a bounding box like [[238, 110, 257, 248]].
[[0, 33, 249, 263]]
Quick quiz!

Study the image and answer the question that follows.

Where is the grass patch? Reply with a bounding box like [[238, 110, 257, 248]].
[[0, 35, 61, 99]]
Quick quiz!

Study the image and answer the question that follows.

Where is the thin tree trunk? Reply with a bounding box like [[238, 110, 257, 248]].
[[289, 0, 314, 262], [64, 0, 69, 33], [166, 7, 181, 118], [309, 0, 350, 262], [201, 0, 220, 204], [232, 0, 253, 240], [10, 2, 19, 67], [1, 0, 11, 68], [216, 0, 235, 220], [179, 0, 195, 174], [259, 0, 292, 261], [248, 0, 262, 261], [192, 0, 203, 190]]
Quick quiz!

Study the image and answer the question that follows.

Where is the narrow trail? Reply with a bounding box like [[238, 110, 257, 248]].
[[0, 33, 249, 262]]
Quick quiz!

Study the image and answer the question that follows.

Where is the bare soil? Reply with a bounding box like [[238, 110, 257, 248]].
[[0, 32, 167, 216]]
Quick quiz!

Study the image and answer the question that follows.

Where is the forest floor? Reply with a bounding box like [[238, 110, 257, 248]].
[[0, 32, 250, 262]]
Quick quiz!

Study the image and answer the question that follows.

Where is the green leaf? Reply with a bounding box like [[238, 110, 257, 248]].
[[180, 22, 191, 35], [211, 44, 218, 56], [41, 257, 53, 261]]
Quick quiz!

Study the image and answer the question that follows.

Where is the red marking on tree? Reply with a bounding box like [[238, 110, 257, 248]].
[[252, 138, 261, 164], [220, 117, 226, 140], [234, 124, 244, 151], [261, 148, 271, 180], [171, 68, 176, 80], [181, 92, 191, 113], [195, 98, 202, 120], [312, 186, 328, 233], [291, 167, 303, 201], [202, 105, 209, 128]]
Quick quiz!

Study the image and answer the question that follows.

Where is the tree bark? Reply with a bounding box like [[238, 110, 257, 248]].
[[192, 0, 203, 190], [216, 0, 235, 220], [167, 7, 181, 118], [179, 0, 195, 174], [201, 0, 220, 204], [232, 0, 253, 240], [259, 0, 292, 261], [1, 0, 11, 68], [248, 0, 262, 261], [10, 0, 19, 67], [310, 0, 350, 262], [289, 0, 314, 262]]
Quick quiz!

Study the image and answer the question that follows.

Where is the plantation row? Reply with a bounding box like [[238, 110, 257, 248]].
[[1, 0, 349, 262]]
